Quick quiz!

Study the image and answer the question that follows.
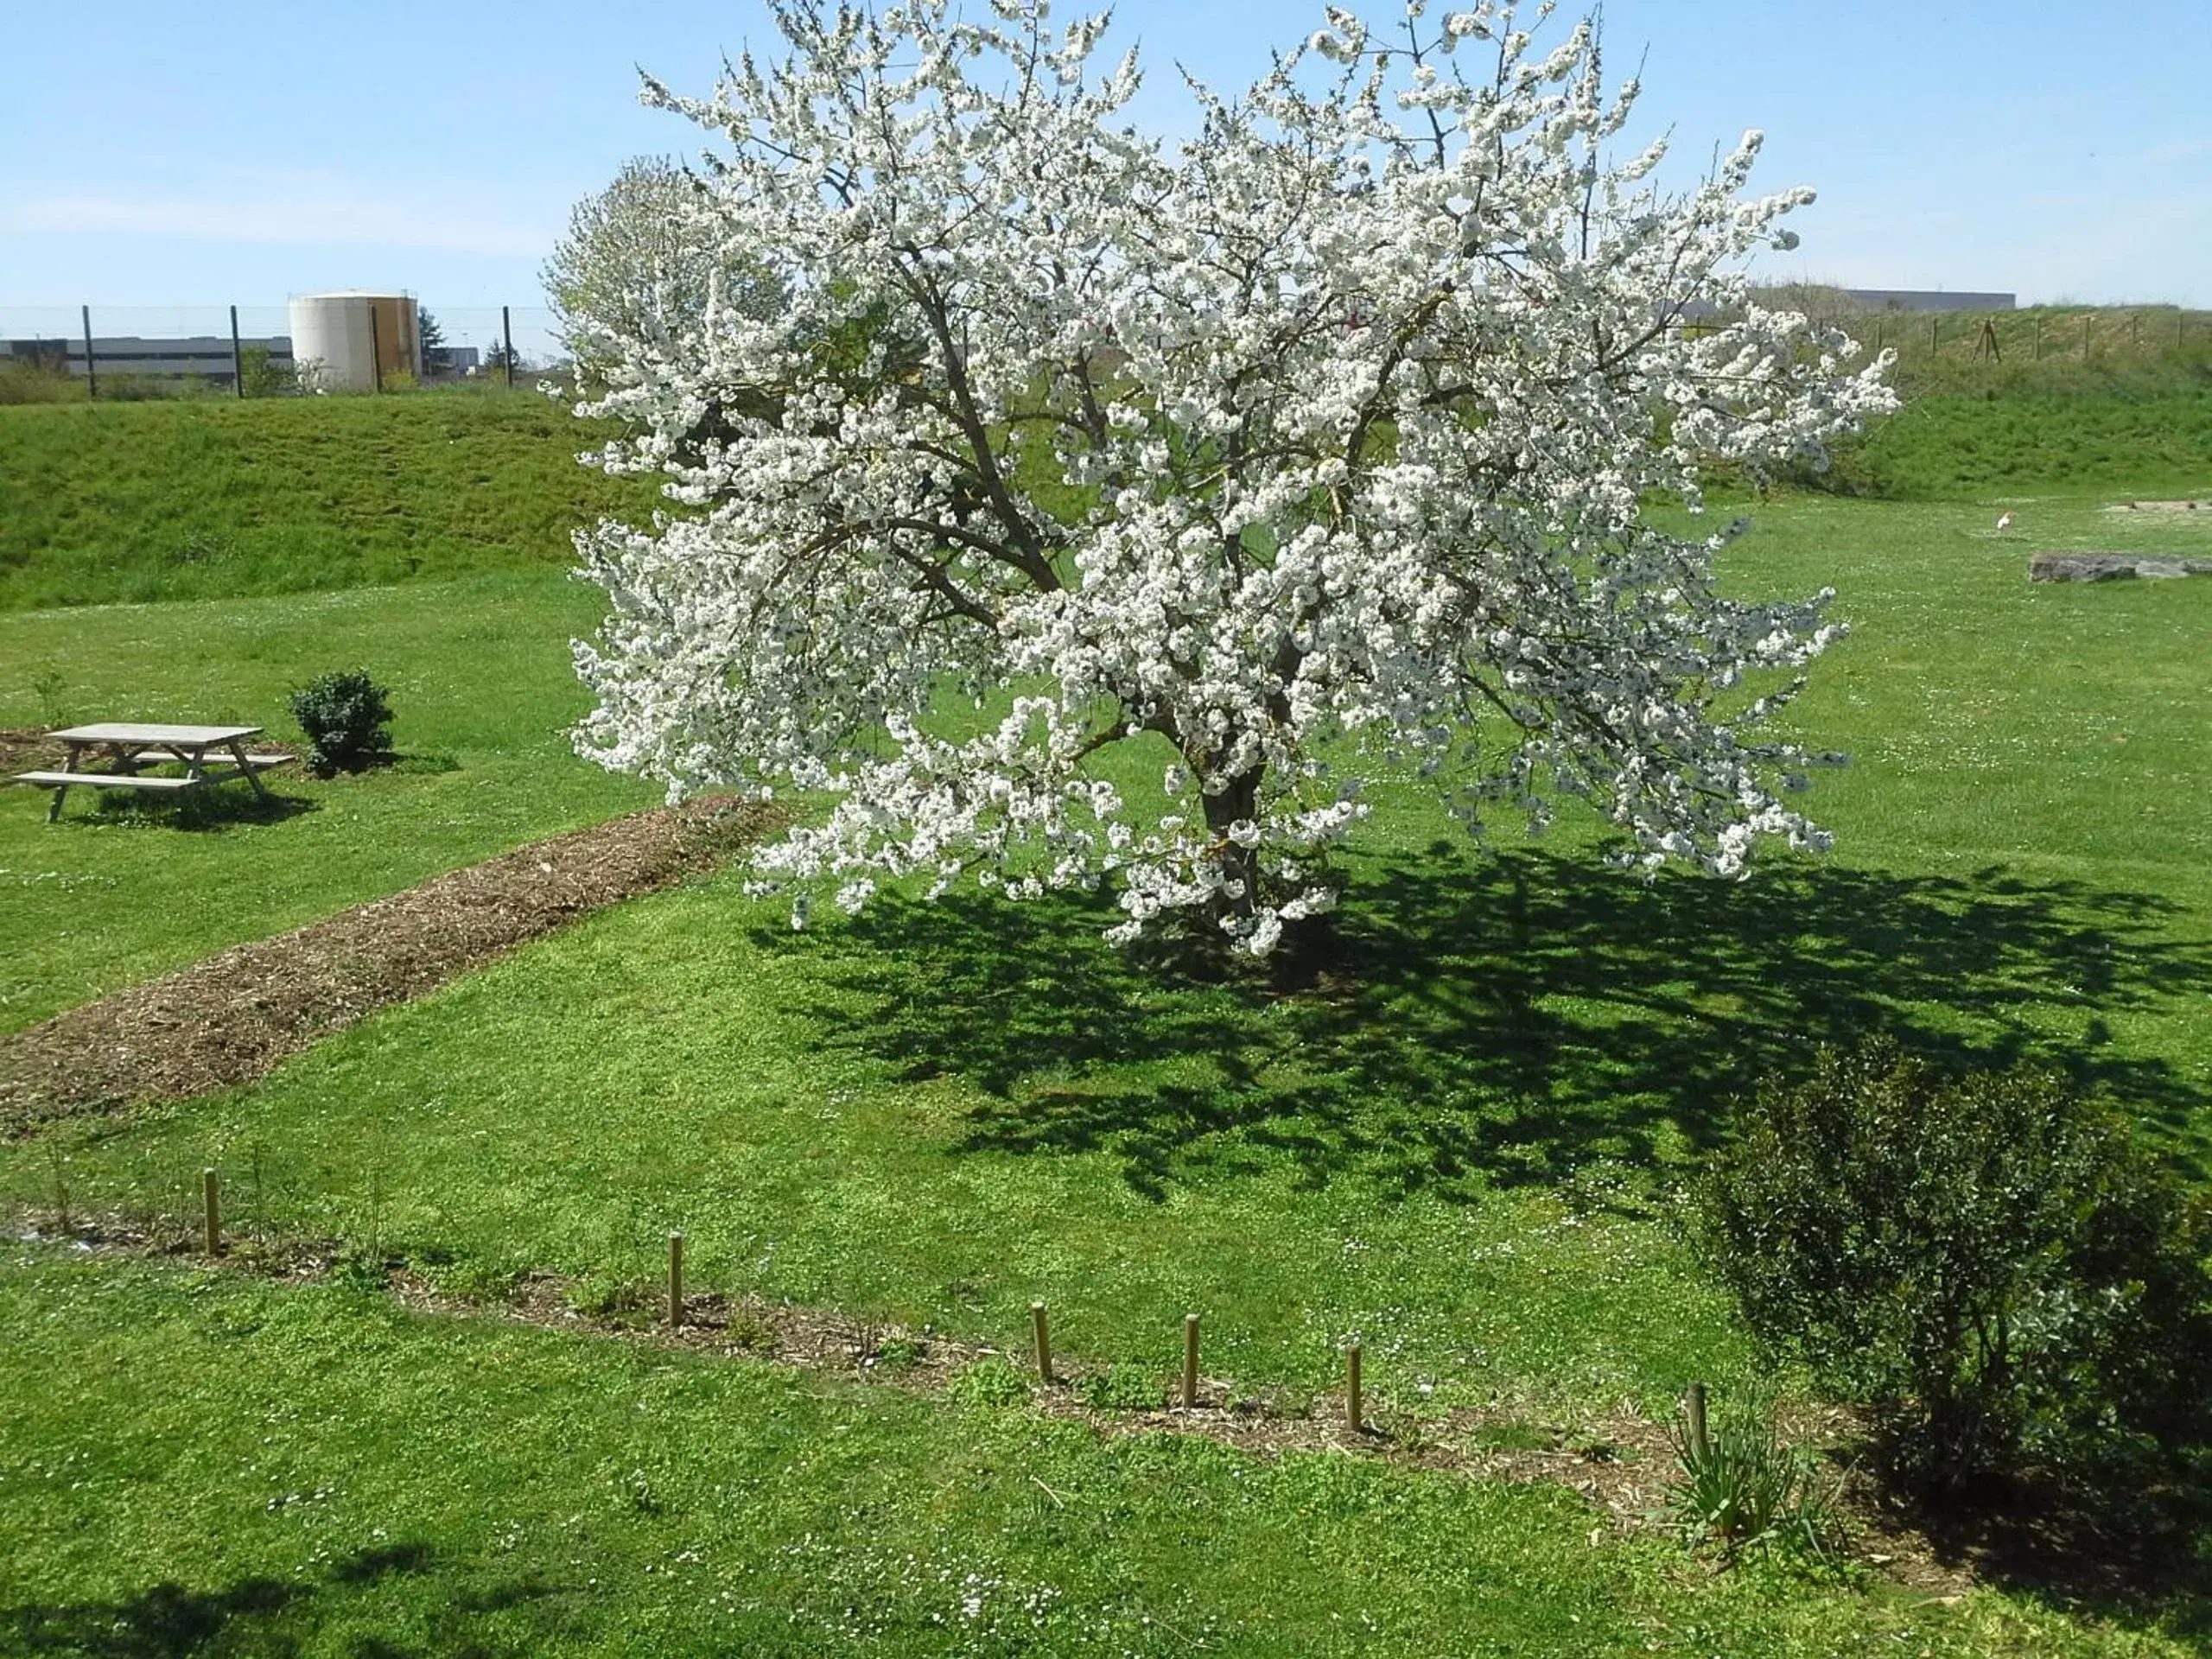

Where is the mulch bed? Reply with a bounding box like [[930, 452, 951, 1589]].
[[0, 728, 67, 773], [0, 797, 783, 1135]]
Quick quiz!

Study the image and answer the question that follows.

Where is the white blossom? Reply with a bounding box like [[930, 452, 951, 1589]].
[[569, 0, 1894, 952]]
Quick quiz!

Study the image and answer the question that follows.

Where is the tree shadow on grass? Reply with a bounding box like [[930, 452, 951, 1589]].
[[779, 847, 2212, 1205], [0, 1541, 577, 1657], [79, 788, 321, 832], [782, 847, 2212, 1631], [1880, 1474, 2212, 1644]]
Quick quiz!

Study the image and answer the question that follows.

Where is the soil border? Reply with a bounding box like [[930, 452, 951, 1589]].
[[1, 797, 783, 1135]]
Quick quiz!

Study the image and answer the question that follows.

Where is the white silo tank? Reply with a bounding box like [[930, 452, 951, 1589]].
[[287, 293, 419, 391]]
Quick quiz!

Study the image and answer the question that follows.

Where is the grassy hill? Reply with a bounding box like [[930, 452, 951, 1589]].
[[1828, 383, 2212, 499], [0, 391, 660, 610], [1768, 299, 2212, 498]]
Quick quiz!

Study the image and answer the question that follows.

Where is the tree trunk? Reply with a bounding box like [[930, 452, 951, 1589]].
[[1200, 767, 1262, 928]]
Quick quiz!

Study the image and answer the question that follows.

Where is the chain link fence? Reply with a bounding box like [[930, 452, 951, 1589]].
[[0, 302, 563, 401]]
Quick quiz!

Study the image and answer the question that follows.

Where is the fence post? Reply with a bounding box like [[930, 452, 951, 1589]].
[[1685, 1381, 1709, 1462], [1031, 1300, 1052, 1383], [230, 304, 245, 397], [668, 1231, 684, 1328], [502, 306, 515, 389], [81, 304, 97, 401], [1182, 1313, 1200, 1410], [368, 303, 384, 394], [202, 1167, 221, 1256], [1345, 1342, 1363, 1433]]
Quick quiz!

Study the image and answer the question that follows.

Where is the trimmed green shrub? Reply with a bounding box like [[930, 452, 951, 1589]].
[[289, 670, 395, 775], [1698, 1042, 2212, 1497]]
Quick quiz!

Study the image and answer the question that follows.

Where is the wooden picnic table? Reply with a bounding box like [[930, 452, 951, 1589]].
[[13, 723, 295, 822]]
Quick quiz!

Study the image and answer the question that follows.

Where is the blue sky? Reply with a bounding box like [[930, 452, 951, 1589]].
[[3, 0, 2207, 324]]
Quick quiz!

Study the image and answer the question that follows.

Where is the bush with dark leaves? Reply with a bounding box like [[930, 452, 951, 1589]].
[[289, 671, 394, 775], [1699, 1041, 2212, 1497]]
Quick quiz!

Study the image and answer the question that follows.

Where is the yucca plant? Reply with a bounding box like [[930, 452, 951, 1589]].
[[1665, 1392, 1842, 1565]]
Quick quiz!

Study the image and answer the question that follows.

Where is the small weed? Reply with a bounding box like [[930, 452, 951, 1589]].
[[29, 668, 67, 728], [568, 1278, 657, 1329], [870, 1336, 925, 1371], [328, 1247, 393, 1295], [722, 1309, 779, 1355], [436, 1258, 524, 1305], [948, 1357, 1033, 1409], [1470, 1421, 1553, 1453], [1076, 1365, 1165, 1412]]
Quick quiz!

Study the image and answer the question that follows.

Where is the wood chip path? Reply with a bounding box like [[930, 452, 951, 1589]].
[[0, 798, 780, 1135]]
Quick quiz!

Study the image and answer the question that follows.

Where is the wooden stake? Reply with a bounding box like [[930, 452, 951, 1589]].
[[668, 1231, 684, 1328], [230, 304, 244, 398], [201, 1167, 220, 1257], [1685, 1381, 1710, 1463], [1031, 1301, 1052, 1383], [1345, 1342, 1363, 1434], [81, 304, 97, 402], [1181, 1313, 1200, 1410], [48, 1144, 70, 1236]]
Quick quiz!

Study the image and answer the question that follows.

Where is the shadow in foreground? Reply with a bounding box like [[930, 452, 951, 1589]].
[[0, 1541, 578, 1657], [783, 847, 2212, 1204], [1878, 1470, 2212, 1640], [74, 788, 321, 832]]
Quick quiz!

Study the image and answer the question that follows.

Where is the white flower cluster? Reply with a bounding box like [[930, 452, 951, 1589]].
[[569, 0, 1895, 951]]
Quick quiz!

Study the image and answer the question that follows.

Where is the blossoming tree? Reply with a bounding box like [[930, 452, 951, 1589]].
[[570, 0, 1893, 951]]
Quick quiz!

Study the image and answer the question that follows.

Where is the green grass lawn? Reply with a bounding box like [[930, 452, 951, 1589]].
[[9, 1247, 2161, 1658], [5, 403, 2212, 1651], [0, 574, 654, 1033]]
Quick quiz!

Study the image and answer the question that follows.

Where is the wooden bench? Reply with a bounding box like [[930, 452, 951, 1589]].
[[15, 771, 199, 793], [14, 723, 289, 821], [129, 748, 296, 771]]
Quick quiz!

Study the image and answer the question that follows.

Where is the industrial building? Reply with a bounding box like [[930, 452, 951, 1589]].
[[2, 334, 293, 387], [1, 293, 485, 390]]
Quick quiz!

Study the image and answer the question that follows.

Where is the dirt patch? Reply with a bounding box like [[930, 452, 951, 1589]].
[[0, 728, 67, 773], [0, 797, 783, 1134]]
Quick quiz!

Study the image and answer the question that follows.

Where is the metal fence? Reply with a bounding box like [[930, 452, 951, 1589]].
[[0, 302, 563, 397]]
